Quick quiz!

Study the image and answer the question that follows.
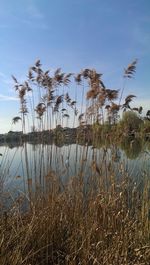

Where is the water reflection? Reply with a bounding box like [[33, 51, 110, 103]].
[[120, 137, 143, 159], [0, 138, 150, 197]]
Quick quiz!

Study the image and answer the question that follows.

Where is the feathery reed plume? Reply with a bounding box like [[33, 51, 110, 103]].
[[74, 73, 82, 85], [146, 110, 150, 115], [78, 113, 84, 122], [145, 110, 150, 122], [132, 107, 139, 112], [138, 106, 143, 114], [63, 73, 72, 86], [122, 94, 136, 111], [85, 68, 108, 124], [106, 89, 119, 101], [53, 68, 64, 85], [119, 59, 138, 105], [11, 75, 18, 84], [12, 116, 22, 124], [131, 106, 143, 115], [35, 59, 41, 67], [35, 102, 46, 118], [54, 95, 63, 112], [109, 103, 120, 124], [65, 92, 71, 103], [124, 59, 138, 78], [28, 69, 34, 81], [63, 113, 70, 118]]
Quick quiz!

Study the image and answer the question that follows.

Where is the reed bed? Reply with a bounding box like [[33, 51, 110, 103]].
[[0, 60, 150, 264], [0, 169, 150, 265]]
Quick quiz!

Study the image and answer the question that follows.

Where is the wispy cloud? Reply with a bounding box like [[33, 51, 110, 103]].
[[0, 72, 13, 86], [21, 18, 48, 30], [19, 1, 48, 30], [0, 72, 6, 79], [132, 15, 150, 55], [135, 28, 150, 49], [0, 94, 18, 101], [0, 1, 47, 30], [27, 2, 44, 19]]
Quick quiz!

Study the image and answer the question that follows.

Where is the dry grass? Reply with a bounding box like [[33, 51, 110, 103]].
[[1, 171, 150, 265]]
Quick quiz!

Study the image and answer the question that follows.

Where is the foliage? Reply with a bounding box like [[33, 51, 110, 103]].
[[141, 119, 150, 134], [119, 111, 143, 133], [120, 137, 143, 159]]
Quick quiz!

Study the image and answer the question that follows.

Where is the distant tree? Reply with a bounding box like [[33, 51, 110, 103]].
[[119, 111, 143, 133], [140, 119, 150, 134]]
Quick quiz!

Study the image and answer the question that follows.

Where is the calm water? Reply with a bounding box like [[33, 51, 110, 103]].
[[0, 140, 150, 198]]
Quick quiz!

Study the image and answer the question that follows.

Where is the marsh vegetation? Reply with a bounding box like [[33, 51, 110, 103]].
[[0, 60, 150, 264]]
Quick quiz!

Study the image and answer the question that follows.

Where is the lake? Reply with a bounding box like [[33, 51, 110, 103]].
[[0, 139, 150, 197]]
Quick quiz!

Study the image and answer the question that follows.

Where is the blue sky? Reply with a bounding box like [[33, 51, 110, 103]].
[[0, 0, 150, 133]]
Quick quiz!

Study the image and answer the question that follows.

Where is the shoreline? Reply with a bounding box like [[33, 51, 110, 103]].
[[0, 125, 150, 148]]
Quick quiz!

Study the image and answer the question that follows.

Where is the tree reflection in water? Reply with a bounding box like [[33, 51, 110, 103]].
[[120, 137, 142, 159]]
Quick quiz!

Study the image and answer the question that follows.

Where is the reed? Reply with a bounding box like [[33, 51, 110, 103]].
[[0, 60, 150, 264], [0, 169, 150, 264]]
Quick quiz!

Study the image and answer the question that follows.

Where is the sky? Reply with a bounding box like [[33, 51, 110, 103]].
[[0, 0, 150, 133]]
